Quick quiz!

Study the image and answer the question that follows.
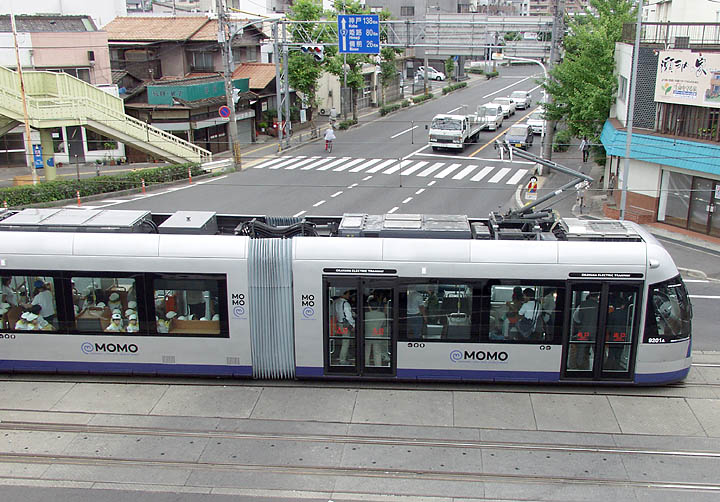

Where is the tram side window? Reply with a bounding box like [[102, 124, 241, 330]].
[[152, 275, 227, 337], [487, 283, 563, 342], [1, 275, 57, 332], [644, 276, 692, 343], [72, 276, 141, 334], [399, 282, 476, 342]]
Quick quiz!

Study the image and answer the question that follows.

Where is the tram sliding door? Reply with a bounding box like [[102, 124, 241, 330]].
[[324, 277, 395, 376], [563, 282, 641, 380]]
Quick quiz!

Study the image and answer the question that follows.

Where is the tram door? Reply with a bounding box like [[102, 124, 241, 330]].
[[325, 278, 395, 376], [563, 282, 641, 380]]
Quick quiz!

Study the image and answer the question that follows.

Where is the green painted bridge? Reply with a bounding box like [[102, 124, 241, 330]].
[[0, 66, 212, 169]]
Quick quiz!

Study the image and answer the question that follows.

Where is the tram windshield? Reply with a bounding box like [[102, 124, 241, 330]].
[[644, 275, 692, 343]]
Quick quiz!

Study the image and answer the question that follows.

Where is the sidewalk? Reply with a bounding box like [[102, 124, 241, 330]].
[[524, 140, 720, 257]]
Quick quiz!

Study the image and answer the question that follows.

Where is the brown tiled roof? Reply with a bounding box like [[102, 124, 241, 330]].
[[231, 63, 276, 90], [103, 16, 212, 41]]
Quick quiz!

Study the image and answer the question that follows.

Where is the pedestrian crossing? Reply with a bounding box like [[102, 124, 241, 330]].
[[250, 156, 531, 185]]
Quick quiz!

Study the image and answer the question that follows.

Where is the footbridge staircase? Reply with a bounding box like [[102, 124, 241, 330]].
[[0, 66, 211, 164]]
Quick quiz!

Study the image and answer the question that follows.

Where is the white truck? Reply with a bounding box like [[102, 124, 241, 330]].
[[428, 108, 487, 151]]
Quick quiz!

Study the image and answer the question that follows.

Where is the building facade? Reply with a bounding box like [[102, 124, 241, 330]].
[[601, 21, 720, 237]]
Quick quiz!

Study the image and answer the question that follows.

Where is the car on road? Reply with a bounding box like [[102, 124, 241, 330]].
[[480, 103, 504, 131], [492, 97, 516, 118], [416, 66, 446, 81], [504, 123, 534, 150], [510, 90, 532, 110], [527, 108, 546, 135]]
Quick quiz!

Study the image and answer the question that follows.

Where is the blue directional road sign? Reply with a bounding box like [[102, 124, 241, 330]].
[[338, 14, 380, 54]]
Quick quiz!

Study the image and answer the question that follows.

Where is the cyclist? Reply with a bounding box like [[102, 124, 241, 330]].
[[324, 126, 336, 152]]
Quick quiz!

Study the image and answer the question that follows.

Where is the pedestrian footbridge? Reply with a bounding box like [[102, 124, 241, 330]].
[[0, 66, 211, 165]]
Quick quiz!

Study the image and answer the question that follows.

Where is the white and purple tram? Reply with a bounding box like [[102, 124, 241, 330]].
[[0, 209, 692, 385]]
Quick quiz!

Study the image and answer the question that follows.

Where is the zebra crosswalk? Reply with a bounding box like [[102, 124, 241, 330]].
[[250, 156, 530, 184]]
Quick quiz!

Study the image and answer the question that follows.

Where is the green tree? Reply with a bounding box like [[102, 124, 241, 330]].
[[444, 57, 455, 81], [542, 0, 635, 145], [379, 47, 400, 106]]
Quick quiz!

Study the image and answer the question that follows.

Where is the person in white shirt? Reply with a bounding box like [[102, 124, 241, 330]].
[[334, 290, 355, 364], [406, 288, 427, 339], [15, 311, 30, 330], [324, 127, 336, 151], [1, 277, 18, 307], [364, 299, 387, 367], [517, 288, 539, 338], [30, 281, 55, 322], [126, 313, 139, 333], [105, 313, 124, 332]]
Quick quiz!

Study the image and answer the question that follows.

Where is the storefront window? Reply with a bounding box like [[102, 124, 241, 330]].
[[663, 171, 691, 228]]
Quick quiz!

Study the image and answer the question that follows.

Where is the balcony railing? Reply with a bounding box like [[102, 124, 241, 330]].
[[622, 22, 720, 47]]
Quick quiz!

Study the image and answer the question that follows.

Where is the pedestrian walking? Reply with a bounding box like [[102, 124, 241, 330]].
[[579, 137, 590, 162]]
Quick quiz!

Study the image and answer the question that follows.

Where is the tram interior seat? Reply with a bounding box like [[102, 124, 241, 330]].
[[77, 307, 111, 331]]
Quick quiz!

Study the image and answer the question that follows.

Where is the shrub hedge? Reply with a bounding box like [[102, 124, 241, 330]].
[[466, 68, 485, 75], [485, 70, 499, 79], [412, 93, 433, 104], [553, 128, 573, 152], [401, 99, 410, 108], [379, 103, 402, 116], [441, 82, 468, 95], [337, 118, 358, 130], [0, 163, 202, 207]]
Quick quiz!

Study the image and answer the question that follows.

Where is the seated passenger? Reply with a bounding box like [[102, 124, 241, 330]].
[[105, 313, 124, 332], [25, 312, 41, 330], [15, 311, 31, 330], [108, 292, 122, 311], [126, 313, 139, 333], [30, 280, 55, 323]]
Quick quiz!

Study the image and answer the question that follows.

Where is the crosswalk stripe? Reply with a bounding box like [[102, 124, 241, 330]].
[[334, 158, 366, 172], [301, 157, 335, 170], [434, 163, 462, 179], [349, 158, 383, 172], [317, 157, 351, 171], [269, 156, 305, 169], [285, 157, 320, 170], [252, 157, 286, 169], [470, 166, 495, 182], [452, 164, 478, 180], [488, 167, 511, 183], [400, 161, 428, 176], [366, 159, 397, 173], [383, 159, 414, 175], [417, 162, 445, 177], [506, 169, 528, 184]]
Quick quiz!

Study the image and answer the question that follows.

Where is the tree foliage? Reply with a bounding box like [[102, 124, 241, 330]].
[[286, 0, 326, 110], [542, 0, 635, 141]]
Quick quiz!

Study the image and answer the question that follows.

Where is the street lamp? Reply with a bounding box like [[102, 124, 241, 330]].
[[491, 52, 548, 158]]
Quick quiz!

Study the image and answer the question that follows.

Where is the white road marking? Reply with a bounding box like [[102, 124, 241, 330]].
[[488, 167, 511, 183], [331, 191, 343, 198], [689, 295, 720, 299], [683, 280, 709, 283], [427, 180, 436, 186], [417, 162, 445, 177], [400, 161, 429, 176], [252, 157, 286, 169], [446, 106, 462, 113], [452, 164, 478, 180], [313, 200, 326, 207], [362, 176, 373, 181], [317, 157, 351, 171], [482, 76, 532, 99], [415, 188, 425, 194], [471, 166, 495, 182], [349, 158, 383, 172], [285, 157, 320, 170], [388, 206, 399, 214], [301, 157, 334, 170], [415, 152, 534, 164], [401, 144, 430, 160], [383, 160, 414, 175], [434, 163, 462, 179], [293, 210, 307, 218], [348, 183, 359, 188], [333, 158, 366, 171], [269, 156, 305, 169], [402, 197, 413, 204], [506, 169, 528, 184], [366, 159, 397, 173], [390, 125, 418, 139]]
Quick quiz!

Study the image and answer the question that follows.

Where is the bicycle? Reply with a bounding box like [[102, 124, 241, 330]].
[[325, 139, 333, 153]]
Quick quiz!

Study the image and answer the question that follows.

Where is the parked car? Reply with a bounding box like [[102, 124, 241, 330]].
[[526, 108, 546, 135], [479, 103, 504, 131], [510, 90, 532, 110], [492, 97, 516, 117], [504, 123, 534, 150], [416, 66, 446, 81]]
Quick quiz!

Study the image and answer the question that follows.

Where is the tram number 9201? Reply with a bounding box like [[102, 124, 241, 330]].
[[407, 342, 426, 348]]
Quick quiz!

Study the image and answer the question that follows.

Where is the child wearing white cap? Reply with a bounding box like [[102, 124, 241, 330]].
[[26, 312, 40, 330], [15, 312, 30, 330], [126, 313, 139, 333], [108, 292, 122, 311], [105, 312, 124, 332]]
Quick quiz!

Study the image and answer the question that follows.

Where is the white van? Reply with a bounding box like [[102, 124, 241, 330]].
[[480, 103, 504, 131]]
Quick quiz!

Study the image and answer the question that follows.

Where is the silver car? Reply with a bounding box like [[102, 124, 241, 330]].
[[492, 97, 516, 117], [527, 108, 546, 135], [510, 90, 532, 110]]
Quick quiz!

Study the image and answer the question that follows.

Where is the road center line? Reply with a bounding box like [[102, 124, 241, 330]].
[[348, 183, 358, 188], [402, 197, 413, 204], [388, 206, 399, 214], [446, 106, 462, 113], [293, 210, 307, 218], [415, 188, 425, 194], [427, 180, 436, 186], [390, 125, 419, 139], [362, 175, 373, 181], [331, 191, 343, 198], [313, 200, 326, 207], [482, 76, 532, 99]]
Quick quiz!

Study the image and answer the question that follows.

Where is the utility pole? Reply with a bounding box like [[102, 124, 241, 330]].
[[217, 0, 241, 168], [11, 11, 37, 185], [541, 0, 564, 161]]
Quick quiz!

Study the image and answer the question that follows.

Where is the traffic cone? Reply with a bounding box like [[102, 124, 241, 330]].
[[76, 190, 81, 207], [188, 166, 192, 184], [141, 178, 146, 194]]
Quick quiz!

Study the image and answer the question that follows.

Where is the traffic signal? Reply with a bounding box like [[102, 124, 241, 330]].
[[301, 44, 324, 62]]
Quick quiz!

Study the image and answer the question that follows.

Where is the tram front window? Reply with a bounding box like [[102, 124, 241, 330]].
[[644, 276, 692, 343]]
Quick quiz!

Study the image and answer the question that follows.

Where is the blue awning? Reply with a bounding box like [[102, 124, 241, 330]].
[[600, 120, 720, 177]]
